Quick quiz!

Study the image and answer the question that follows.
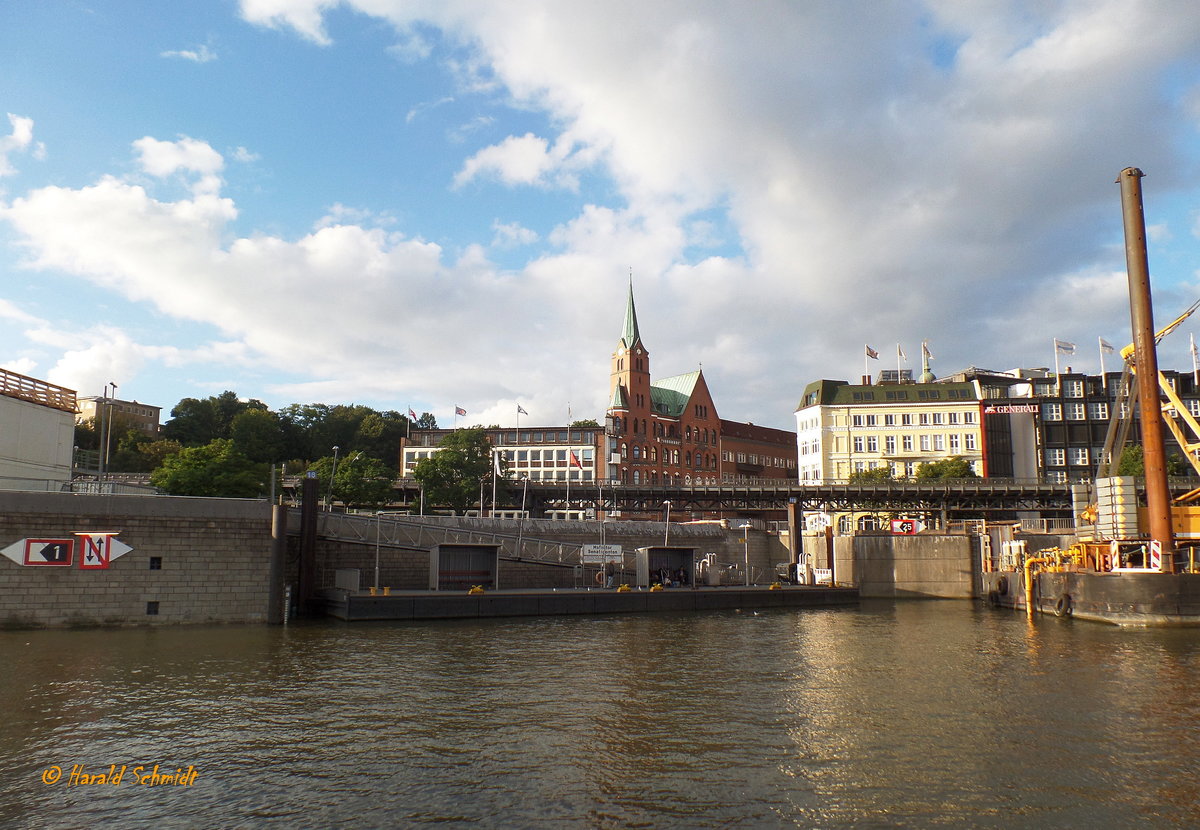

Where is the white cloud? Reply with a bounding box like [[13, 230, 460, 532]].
[[160, 44, 218, 63], [10, 1, 1200, 425], [490, 220, 538, 249], [454, 133, 576, 190], [231, 146, 260, 163], [1, 113, 40, 177]]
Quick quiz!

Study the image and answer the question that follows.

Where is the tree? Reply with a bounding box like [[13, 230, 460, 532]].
[[414, 412, 438, 430], [230, 408, 285, 463], [412, 428, 494, 513], [163, 391, 267, 447], [1117, 444, 1194, 477], [849, 467, 894, 483], [307, 453, 396, 508], [570, 419, 601, 428], [915, 456, 977, 480], [150, 439, 268, 497]]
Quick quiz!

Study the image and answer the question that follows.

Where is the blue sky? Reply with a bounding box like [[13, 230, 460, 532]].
[[3, 0, 1200, 432]]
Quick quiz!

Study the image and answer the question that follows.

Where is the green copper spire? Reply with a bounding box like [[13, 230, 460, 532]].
[[621, 276, 641, 349]]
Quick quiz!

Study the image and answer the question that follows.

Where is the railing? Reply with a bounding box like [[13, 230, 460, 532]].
[[0, 367, 77, 413]]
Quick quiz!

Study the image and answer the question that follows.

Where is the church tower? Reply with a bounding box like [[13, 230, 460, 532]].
[[609, 280, 652, 418]]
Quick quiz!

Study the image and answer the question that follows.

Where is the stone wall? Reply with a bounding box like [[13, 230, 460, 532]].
[[0, 492, 273, 628]]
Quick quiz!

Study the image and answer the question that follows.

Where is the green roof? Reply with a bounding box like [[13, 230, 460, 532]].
[[620, 280, 641, 349], [651, 371, 701, 416]]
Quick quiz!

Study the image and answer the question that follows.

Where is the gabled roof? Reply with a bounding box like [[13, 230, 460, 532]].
[[650, 371, 701, 417]]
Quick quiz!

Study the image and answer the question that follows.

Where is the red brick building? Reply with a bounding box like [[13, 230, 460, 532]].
[[604, 284, 795, 488]]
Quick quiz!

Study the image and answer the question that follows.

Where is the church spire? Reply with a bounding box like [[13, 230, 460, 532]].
[[621, 274, 641, 349]]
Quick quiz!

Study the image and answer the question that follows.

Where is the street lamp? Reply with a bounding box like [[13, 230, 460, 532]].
[[663, 500, 672, 546], [374, 510, 382, 590], [740, 521, 752, 586], [327, 445, 340, 509]]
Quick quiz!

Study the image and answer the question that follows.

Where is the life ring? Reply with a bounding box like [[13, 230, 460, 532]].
[[1054, 593, 1073, 618], [996, 576, 1009, 597], [594, 569, 605, 585]]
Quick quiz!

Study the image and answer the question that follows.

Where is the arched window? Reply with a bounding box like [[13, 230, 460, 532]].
[[649, 447, 657, 462], [857, 515, 880, 532], [621, 442, 628, 459], [633, 470, 640, 484], [838, 515, 854, 535], [632, 445, 641, 459], [685, 451, 692, 466], [672, 450, 680, 465], [686, 426, 692, 442]]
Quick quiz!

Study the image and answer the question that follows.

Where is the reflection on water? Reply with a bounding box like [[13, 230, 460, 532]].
[[2, 601, 1199, 828]]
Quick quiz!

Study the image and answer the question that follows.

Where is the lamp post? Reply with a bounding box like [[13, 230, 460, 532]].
[[327, 445, 340, 509], [374, 510, 382, 590], [663, 500, 672, 546], [740, 521, 752, 586]]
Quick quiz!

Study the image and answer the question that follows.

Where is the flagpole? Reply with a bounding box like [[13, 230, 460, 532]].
[[1098, 336, 1106, 378], [896, 343, 902, 382], [863, 346, 868, 384], [491, 449, 497, 518], [1053, 339, 1061, 389]]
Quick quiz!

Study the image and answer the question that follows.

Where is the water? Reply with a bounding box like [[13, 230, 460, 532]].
[[2, 601, 1199, 828]]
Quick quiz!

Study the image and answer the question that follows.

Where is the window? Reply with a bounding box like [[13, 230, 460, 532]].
[[933, 434, 945, 451], [902, 435, 913, 451], [964, 434, 977, 451], [1189, 400, 1200, 418], [149, 557, 162, 570], [948, 412, 959, 425], [919, 435, 932, 451], [866, 437, 878, 452], [884, 414, 896, 426], [852, 415, 865, 427], [866, 414, 877, 426], [853, 437, 864, 453], [919, 413, 931, 426], [1047, 448, 1066, 466], [949, 434, 960, 452], [1069, 447, 1089, 466], [901, 414, 913, 426], [964, 411, 976, 424], [885, 436, 896, 453], [932, 413, 943, 425], [1065, 380, 1084, 398], [1043, 403, 1062, 421], [1088, 402, 1111, 420], [1066, 403, 1086, 421]]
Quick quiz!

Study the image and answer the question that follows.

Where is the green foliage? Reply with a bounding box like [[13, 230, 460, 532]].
[[412, 428, 496, 513], [307, 452, 396, 509], [915, 456, 977, 480], [230, 408, 285, 463], [163, 391, 268, 447], [414, 412, 438, 430], [1116, 444, 1194, 477], [848, 467, 894, 483], [570, 419, 601, 428], [150, 439, 268, 497]]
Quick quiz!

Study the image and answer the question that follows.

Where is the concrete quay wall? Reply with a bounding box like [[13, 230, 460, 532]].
[[0, 492, 273, 628]]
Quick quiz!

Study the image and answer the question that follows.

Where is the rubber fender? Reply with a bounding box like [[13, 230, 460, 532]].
[[1054, 593, 1073, 618], [996, 575, 1009, 597]]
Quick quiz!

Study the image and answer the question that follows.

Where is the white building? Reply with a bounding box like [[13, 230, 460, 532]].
[[0, 369, 77, 491]]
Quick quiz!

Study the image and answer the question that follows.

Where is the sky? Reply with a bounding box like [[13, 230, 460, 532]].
[[3, 1, 1200, 433]]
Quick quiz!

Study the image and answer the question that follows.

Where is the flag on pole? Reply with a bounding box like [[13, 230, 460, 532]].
[[897, 344, 906, 362], [517, 404, 528, 415], [408, 408, 418, 421], [570, 450, 583, 469], [1054, 338, 1076, 355], [455, 406, 467, 416], [494, 451, 503, 476], [1192, 333, 1198, 362], [865, 345, 879, 360], [922, 341, 934, 360], [1099, 339, 1115, 354]]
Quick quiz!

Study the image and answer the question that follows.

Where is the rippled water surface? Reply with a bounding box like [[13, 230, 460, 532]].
[[3, 601, 1200, 828]]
